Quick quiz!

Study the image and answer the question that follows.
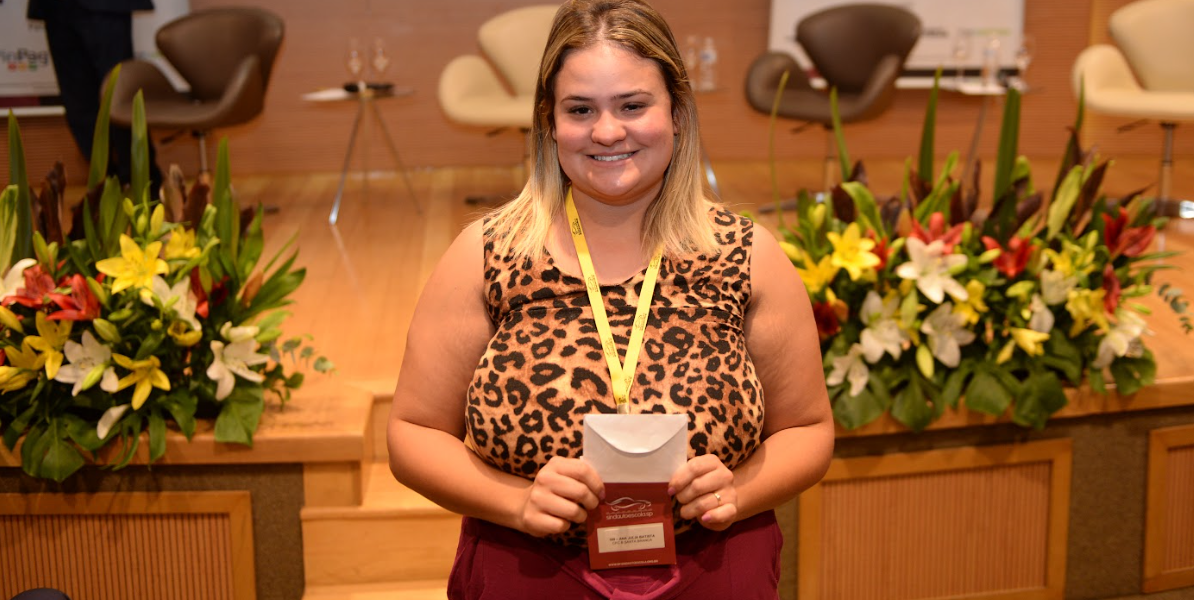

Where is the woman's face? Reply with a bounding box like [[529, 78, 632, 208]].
[[552, 42, 676, 208]]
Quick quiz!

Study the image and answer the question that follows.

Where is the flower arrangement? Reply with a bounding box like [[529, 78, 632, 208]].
[[771, 75, 1190, 432], [1, 77, 330, 481]]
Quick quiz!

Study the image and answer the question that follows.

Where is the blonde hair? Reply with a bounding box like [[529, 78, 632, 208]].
[[486, 0, 717, 261]]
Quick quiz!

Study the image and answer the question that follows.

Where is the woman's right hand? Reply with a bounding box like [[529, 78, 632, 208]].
[[517, 456, 605, 537]]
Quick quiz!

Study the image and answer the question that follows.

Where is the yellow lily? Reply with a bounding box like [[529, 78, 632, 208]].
[[1066, 288, 1110, 336], [113, 354, 171, 409], [953, 280, 989, 326], [827, 223, 881, 281], [777, 241, 801, 263], [1, 341, 47, 393], [24, 312, 72, 379], [164, 228, 201, 262], [96, 235, 169, 295], [796, 252, 840, 296], [1010, 327, 1050, 356]]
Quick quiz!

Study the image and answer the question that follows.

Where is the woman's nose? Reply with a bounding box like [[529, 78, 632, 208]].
[[590, 111, 626, 145]]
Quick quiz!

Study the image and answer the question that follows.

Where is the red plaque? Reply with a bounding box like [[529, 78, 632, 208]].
[[585, 482, 676, 570]]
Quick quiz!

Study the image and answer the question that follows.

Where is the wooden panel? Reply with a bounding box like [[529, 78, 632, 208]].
[[0, 491, 254, 600], [4, 0, 1191, 189], [800, 439, 1072, 600], [1144, 424, 1194, 593]]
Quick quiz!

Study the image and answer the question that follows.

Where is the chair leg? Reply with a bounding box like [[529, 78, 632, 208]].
[[1155, 123, 1193, 219]]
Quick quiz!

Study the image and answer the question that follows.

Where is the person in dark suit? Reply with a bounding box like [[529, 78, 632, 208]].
[[27, 0, 163, 194]]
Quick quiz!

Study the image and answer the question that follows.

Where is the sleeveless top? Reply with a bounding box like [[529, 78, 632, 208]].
[[467, 207, 764, 544]]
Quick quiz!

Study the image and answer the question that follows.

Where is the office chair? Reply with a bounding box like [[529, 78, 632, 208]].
[[745, 4, 921, 198], [438, 4, 558, 203], [106, 7, 284, 173], [1072, 0, 1194, 218]]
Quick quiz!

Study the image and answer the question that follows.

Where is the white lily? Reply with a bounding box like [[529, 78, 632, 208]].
[[1040, 269, 1078, 306], [826, 343, 869, 397], [207, 326, 270, 401], [1027, 294, 1055, 334], [859, 291, 908, 363], [0, 258, 37, 302], [895, 238, 969, 304], [53, 331, 119, 396], [142, 275, 202, 331], [920, 302, 976, 368], [1093, 310, 1151, 369], [97, 404, 130, 440]]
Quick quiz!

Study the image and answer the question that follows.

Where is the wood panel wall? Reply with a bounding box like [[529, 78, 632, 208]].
[[799, 439, 1072, 600], [3, 0, 1191, 184], [1144, 424, 1194, 593], [0, 491, 255, 600]]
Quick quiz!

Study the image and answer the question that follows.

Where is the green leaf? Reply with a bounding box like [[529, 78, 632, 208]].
[[940, 361, 974, 409], [839, 182, 885, 238], [1040, 334, 1083, 383], [1110, 351, 1156, 396], [148, 410, 167, 462], [917, 69, 942, 182], [1012, 369, 1067, 429], [99, 177, 127, 257], [1047, 166, 1083, 241], [161, 390, 198, 440], [8, 112, 34, 263], [237, 205, 265, 280], [213, 140, 239, 267], [313, 356, 335, 373], [40, 434, 85, 482], [832, 387, 886, 430], [992, 87, 1022, 205], [0, 185, 18, 272], [829, 87, 851, 184], [892, 373, 936, 432], [1089, 367, 1107, 394], [214, 384, 265, 446], [130, 91, 149, 206], [89, 64, 120, 189], [964, 369, 1012, 416], [64, 413, 106, 452]]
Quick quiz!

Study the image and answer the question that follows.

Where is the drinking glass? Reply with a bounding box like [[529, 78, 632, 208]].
[[346, 38, 365, 82], [1014, 34, 1035, 89], [371, 37, 391, 79], [952, 30, 972, 88]]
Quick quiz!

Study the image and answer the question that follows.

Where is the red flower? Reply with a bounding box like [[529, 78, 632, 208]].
[[909, 212, 965, 254], [982, 235, 1034, 278], [2, 264, 57, 309], [1103, 264, 1121, 314], [867, 232, 892, 271], [47, 274, 102, 321], [190, 268, 229, 319], [1103, 208, 1156, 259], [812, 301, 842, 341]]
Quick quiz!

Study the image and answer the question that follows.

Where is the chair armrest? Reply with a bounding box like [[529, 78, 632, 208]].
[[744, 52, 814, 114], [837, 54, 901, 122], [438, 55, 523, 127], [205, 54, 266, 129], [105, 59, 181, 126], [1073, 44, 1141, 98]]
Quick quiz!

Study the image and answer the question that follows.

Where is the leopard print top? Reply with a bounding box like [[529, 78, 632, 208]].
[[467, 207, 764, 544]]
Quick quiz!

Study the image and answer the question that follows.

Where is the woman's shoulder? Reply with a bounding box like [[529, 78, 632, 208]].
[[704, 203, 755, 249]]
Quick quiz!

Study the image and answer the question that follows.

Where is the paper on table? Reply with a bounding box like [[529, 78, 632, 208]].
[[582, 413, 688, 483]]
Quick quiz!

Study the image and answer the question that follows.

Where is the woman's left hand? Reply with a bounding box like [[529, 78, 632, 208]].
[[669, 454, 737, 531]]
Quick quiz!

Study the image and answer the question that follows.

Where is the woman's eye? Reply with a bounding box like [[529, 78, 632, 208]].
[[623, 103, 644, 112], [568, 106, 592, 116]]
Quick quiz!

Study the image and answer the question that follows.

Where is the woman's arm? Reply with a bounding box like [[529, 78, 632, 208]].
[[387, 222, 604, 536], [670, 224, 834, 527]]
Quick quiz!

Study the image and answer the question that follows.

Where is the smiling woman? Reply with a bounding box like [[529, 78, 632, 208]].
[[385, 1, 835, 598]]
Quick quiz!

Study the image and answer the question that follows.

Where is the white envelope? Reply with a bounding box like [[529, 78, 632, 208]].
[[582, 414, 689, 483]]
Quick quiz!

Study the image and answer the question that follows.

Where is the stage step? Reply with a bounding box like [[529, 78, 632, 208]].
[[302, 580, 448, 600], [302, 461, 461, 587]]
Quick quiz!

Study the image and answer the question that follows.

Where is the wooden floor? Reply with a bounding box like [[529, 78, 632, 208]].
[[228, 158, 1193, 391]]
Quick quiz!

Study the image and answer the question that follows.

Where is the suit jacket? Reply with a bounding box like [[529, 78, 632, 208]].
[[28, 0, 155, 20]]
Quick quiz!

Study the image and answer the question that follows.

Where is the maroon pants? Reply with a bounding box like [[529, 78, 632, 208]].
[[447, 511, 782, 600]]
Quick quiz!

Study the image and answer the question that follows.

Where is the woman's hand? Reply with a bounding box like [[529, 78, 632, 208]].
[[517, 456, 605, 537], [669, 454, 737, 531]]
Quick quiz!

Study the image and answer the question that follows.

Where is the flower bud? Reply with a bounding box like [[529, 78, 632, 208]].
[[978, 249, 1002, 264], [108, 308, 133, 321], [80, 364, 107, 393], [151, 319, 163, 331], [136, 214, 148, 234], [241, 272, 264, 307], [150, 205, 165, 234], [93, 319, 122, 343], [811, 203, 827, 230], [86, 277, 109, 306], [123, 197, 136, 218]]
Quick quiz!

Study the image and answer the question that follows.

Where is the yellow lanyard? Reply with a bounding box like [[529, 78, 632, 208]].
[[565, 189, 663, 415]]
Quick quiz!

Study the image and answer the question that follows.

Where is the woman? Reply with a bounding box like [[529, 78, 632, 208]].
[[387, 1, 833, 597]]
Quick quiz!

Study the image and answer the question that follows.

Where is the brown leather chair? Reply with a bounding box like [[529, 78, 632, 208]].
[[107, 7, 284, 172], [746, 4, 921, 193]]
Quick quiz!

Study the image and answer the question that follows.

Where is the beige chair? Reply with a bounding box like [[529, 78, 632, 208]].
[[745, 4, 921, 196], [1073, 0, 1194, 218], [107, 7, 284, 173], [438, 5, 558, 203]]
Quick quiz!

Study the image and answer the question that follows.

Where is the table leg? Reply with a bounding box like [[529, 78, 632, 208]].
[[368, 100, 423, 215], [329, 98, 368, 225]]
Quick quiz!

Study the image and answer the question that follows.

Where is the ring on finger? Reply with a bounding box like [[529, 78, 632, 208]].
[[714, 492, 722, 505]]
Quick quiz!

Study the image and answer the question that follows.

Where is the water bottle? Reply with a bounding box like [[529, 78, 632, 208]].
[[698, 37, 718, 92]]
